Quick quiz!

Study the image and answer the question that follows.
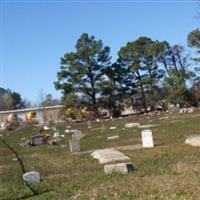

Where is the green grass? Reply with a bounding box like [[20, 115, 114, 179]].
[[1, 111, 200, 199]]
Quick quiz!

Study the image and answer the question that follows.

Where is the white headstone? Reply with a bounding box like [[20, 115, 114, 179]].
[[109, 127, 117, 130], [107, 135, 119, 140], [141, 129, 154, 148], [23, 171, 40, 184], [53, 132, 60, 138], [69, 139, 80, 152], [125, 123, 140, 128]]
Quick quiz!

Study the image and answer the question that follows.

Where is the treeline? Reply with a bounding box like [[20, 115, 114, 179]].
[[55, 29, 200, 117], [0, 87, 30, 111], [0, 88, 61, 111]]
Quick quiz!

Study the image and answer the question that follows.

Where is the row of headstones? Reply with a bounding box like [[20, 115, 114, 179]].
[[69, 129, 154, 153], [22, 129, 154, 183]]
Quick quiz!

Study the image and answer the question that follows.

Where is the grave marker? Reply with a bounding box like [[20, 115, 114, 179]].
[[69, 139, 80, 152], [141, 129, 154, 148], [30, 135, 45, 146], [23, 171, 40, 184]]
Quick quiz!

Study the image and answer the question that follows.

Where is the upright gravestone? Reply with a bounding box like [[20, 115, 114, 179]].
[[72, 130, 82, 140], [30, 135, 45, 146], [23, 171, 40, 184], [141, 129, 154, 148], [69, 139, 80, 152]]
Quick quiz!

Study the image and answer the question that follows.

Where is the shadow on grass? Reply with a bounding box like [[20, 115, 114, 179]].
[[2, 190, 54, 200]]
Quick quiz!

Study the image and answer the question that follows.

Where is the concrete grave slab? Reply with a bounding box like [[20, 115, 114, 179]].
[[91, 148, 130, 164], [104, 162, 134, 174]]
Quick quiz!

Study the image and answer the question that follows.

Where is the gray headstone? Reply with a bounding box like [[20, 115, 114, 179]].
[[30, 136, 45, 146], [141, 129, 154, 148], [23, 171, 40, 184], [72, 130, 82, 140], [69, 139, 80, 152]]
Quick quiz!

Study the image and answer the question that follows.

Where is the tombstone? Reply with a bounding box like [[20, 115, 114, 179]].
[[30, 135, 45, 146], [69, 139, 80, 152], [185, 135, 200, 147], [125, 123, 140, 128], [109, 126, 116, 130], [72, 130, 82, 140], [53, 132, 60, 138], [141, 129, 154, 148], [65, 129, 70, 133], [23, 171, 40, 184], [43, 125, 50, 130], [87, 120, 92, 129], [107, 135, 119, 140]]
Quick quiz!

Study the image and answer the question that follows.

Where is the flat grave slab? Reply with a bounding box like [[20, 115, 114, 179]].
[[104, 162, 134, 174], [91, 148, 130, 164]]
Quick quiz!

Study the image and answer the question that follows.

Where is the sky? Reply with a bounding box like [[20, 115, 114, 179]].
[[0, 0, 199, 104]]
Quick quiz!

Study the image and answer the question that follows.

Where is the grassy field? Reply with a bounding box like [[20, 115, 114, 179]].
[[1, 111, 200, 200]]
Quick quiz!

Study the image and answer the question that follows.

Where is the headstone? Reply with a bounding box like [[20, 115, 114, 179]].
[[109, 127, 116, 130], [125, 123, 140, 128], [65, 129, 70, 133], [69, 139, 80, 152], [107, 135, 119, 140], [141, 129, 154, 148], [43, 125, 50, 130], [72, 130, 82, 140], [0, 122, 7, 130], [87, 120, 92, 128], [139, 124, 157, 129], [30, 135, 45, 146], [185, 135, 200, 147], [104, 162, 134, 174], [187, 107, 194, 113], [53, 132, 60, 138], [23, 171, 40, 184]]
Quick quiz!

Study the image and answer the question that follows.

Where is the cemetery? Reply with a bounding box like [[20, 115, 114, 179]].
[[1, 110, 200, 199]]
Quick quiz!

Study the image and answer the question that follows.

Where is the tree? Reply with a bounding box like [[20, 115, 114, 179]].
[[160, 44, 194, 106], [0, 87, 25, 111], [55, 33, 111, 114], [188, 28, 200, 62], [40, 93, 61, 107], [118, 37, 164, 112], [99, 61, 129, 117]]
